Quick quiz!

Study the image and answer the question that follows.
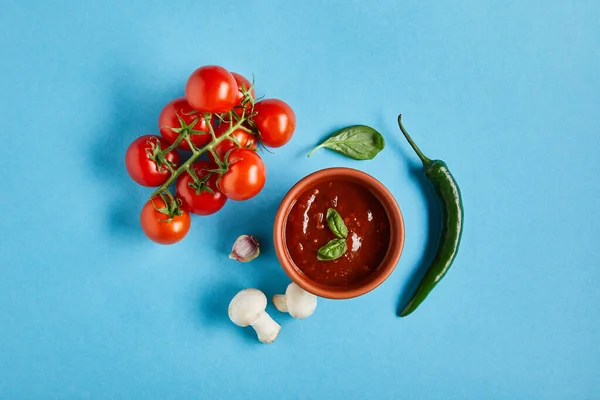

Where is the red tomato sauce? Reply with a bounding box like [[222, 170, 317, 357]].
[[285, 180, 391, 286]]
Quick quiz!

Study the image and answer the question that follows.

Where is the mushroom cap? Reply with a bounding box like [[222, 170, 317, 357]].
[[228, 288, 268, 327], [285, 283, 317, 318]]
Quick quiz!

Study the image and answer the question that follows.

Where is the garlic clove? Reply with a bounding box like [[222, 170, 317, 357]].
[[229, 235, 260, 262]]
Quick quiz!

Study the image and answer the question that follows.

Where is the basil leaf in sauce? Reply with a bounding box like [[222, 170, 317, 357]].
[[317, 238, 348, 261], [326, 208, 348, 239], [307, 125, 385, 160]]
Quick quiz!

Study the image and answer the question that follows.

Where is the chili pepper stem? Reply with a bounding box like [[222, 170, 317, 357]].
[[397, 115, 431, 165]]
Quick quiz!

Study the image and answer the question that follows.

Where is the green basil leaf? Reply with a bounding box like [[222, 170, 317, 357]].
[[307, 125, 385, 160], [326, 208, 348, 239], [317, 238, 348, 261]]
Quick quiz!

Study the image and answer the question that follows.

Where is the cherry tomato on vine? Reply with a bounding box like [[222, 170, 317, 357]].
[[231, 72, 255, 116], [185, 66, 238, 113], [125, 135, 180, 187], [209, 124, 258, 163], [176, 161, 227, 215], [158, 97, 213, 151], [140, 197, 191, 245], [217, 148, 266, 201], [253, 99, 296, 148]]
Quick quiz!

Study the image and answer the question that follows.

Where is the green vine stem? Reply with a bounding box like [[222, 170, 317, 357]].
[[149, 113, 249, 200], [160, 115, 201, 155]]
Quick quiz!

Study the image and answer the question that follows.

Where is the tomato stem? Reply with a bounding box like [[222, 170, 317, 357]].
[[161, 114, 197, 154], [162, 130, 186, 154], [185, 164, 202, 187], [149, 116, 248, 200], [184, 137, 198, 153], [205, 113, 217, 141]]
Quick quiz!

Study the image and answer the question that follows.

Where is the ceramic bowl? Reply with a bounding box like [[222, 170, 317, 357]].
[[273, 167, 404, 299]]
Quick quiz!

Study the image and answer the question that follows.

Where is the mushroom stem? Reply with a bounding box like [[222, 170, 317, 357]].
[[273, 283, 318, 319], [252, 311, 281, 344], [272, 294, 288, 312], [228, 288, 281, 344]]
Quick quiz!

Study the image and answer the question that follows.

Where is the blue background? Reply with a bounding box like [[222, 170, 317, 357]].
[[1, 0, 599, 398]]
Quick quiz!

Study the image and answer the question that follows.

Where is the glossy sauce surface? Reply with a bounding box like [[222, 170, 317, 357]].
[[285, 180, 390, 286]]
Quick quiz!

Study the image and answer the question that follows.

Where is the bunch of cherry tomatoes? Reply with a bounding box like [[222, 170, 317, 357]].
[[125, 65, 296, 245]]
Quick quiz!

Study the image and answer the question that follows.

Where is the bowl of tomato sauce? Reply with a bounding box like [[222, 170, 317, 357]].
[[274, 168, 404, 299]]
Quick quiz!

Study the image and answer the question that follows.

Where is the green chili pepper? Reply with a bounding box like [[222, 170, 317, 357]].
[[397, 115, 464, 317]]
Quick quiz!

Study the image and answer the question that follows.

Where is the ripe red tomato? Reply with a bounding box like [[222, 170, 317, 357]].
[[209, 123, 258, 163], [140, 197, 191, 245], [218, 148, 266, 201], [158, 97, 213, 151], [176, 161, 227, 215], [185, 66, 238, 113], [231, 72, 255, 116], [252, 99, 296, 148], [125, 135, 180, 187]]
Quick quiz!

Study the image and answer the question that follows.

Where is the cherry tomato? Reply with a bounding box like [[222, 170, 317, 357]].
[[252, 99, 296, 148], [176, 161, 227, 215], [125, 135, 180, 187], [218, 148, 266, 201], [209, 124, 258, 163], [185, 66, 238, 113], [140, 197, 191, 245], [158, 97, 213, 151], [231, 72, 255, 116]]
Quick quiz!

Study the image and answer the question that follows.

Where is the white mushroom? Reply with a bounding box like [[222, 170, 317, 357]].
[[273, 283, 317, 319], [228, 289, 281, 344]]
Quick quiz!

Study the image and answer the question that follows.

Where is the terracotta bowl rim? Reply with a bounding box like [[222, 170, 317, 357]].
[[273, 167, 404, 299]]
